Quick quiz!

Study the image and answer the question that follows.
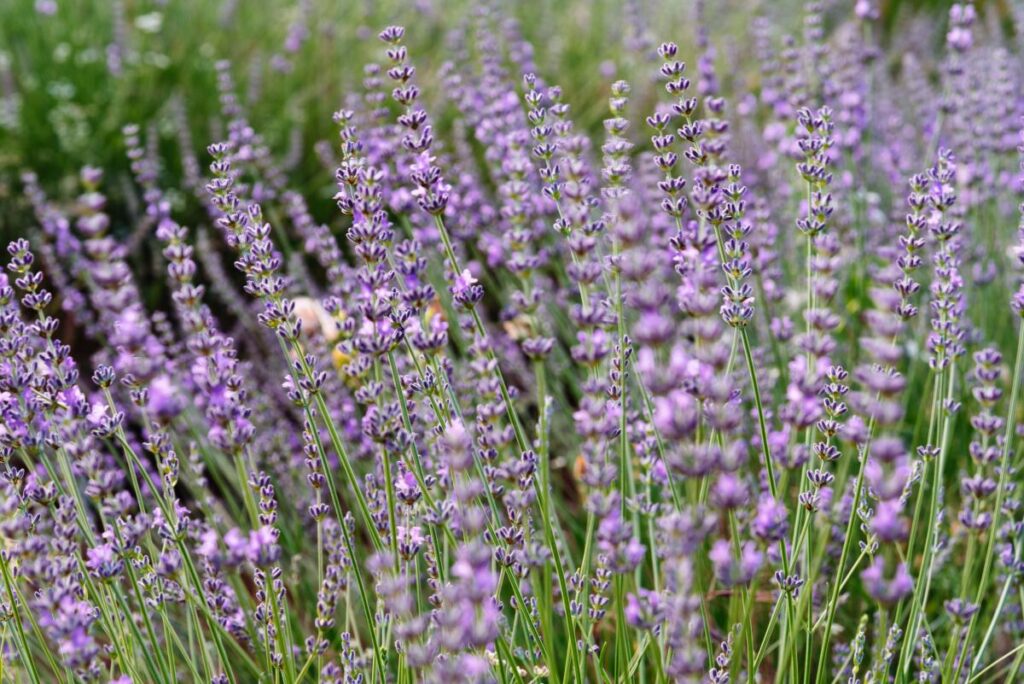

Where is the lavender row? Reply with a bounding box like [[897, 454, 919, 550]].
[[1, 1, 1024, 683]]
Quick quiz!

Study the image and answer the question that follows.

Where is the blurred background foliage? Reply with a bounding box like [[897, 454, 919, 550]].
[[0, 0, 1010, 241]]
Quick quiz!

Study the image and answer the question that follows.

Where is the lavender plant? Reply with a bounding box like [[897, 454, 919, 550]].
[[2, 1, 1024, 682]]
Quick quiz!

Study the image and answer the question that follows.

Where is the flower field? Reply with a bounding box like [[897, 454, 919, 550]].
[[0, 0, 1022, 682]]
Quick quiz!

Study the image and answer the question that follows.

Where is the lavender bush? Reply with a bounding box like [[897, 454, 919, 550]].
[[2, 0, 1024, 681]]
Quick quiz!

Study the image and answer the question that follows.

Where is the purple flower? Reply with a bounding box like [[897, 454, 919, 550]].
[[709, 539, 763, 586], [869, 500, 908, 543], [450, 541, 497, 598], [625, 588, 664, 630], [85, 543, 123, 579], [52, 596, 100, 670], [654, 390, 698, 440], [147, 373, 182, 421], [597, 506, 645, 574], [751, 496, 789, 543], [861, 558, 913, 604], [710, 472, 749, 510], [394, 469, 421, 506], [246, 525, 280, 565], [451, 268, 483, 308]]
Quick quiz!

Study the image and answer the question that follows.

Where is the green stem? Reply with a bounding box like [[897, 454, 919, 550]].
[[953, 320, 1024, 682], [813, 440, 869, 683], [0, 551, 43, 684]]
